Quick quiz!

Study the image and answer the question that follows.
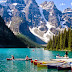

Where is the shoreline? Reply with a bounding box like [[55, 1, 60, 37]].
[[44, 48, 72, 51]]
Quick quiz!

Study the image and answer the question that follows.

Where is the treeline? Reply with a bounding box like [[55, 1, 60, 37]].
[[47, 28, 72, 51]]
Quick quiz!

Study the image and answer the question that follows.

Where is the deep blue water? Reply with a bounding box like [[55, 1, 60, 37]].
[[0, 48, 72, 72]]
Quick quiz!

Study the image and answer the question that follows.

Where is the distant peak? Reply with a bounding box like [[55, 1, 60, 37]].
[[40, 1, 55, 6], [40, 1, 48, 6], [43, 1, 48, 4], [49, 1, 54, 4], [40, 1, 56, 9], [40, 1, 54, 4], [65, 8, 72, 10], [63, 8, 72, 13]]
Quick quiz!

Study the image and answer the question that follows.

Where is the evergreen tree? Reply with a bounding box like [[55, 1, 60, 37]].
[[71, 30, 72, 51], [58, 32, 60, 49], [49, 39, 53, 50], [63, 28, 66, 49], [47, 28, 72, 51], [55, 36, 57, 48], [47, 41, 50, 50], [56, 44, 59, 51], [60, 32, 63, 50], [68, 28, 71, 50], [52, 35, 55, 48]]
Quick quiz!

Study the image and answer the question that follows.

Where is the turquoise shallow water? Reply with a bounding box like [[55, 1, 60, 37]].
[[0, 48, 72, 72]]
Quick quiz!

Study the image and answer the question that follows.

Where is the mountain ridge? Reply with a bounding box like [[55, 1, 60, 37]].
[[0, 0, 72, 44]]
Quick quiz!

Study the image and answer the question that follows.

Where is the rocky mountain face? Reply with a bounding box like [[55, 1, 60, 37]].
[[62, 8, 72, 28], [40, 1, 62, 27], [0, 4, 10, 21], [0, 0, 72, 44]]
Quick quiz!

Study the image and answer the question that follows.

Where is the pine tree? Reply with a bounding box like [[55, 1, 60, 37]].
[[58, 32, 60, 49], [68, 28, 71, 50], [63, 28, 66, 50], [47, 41, 50, 50], [55, 36, 57, 48], [49, 39, 53, 50], [71, 30, 72, 51], [46, 28, 72, 51], [56, 44, 59, 51], [60, 32, 63, 50], [52, 35, 55, 48]]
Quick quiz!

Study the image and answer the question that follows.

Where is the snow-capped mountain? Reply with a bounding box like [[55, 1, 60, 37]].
[[0, 0, 72, 44]]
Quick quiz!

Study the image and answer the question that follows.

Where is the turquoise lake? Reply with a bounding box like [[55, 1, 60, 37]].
[[0, 48, 72, 72]]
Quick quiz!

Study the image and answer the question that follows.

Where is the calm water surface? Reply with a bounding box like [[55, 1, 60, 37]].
[[0, 48, 72, 72]]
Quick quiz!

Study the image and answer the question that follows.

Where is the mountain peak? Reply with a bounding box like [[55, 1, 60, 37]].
[[24, 0, 37, 5], [41, 1, 47, 5], [40, 1, 54, 5], [40, 1, 56, 10], [63, 8, 72, 13], [48, 1, 54, 4]]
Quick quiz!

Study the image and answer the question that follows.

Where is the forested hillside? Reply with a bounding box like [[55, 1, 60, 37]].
[[47, 28, 72, 51], [16, 34, 41, 48]]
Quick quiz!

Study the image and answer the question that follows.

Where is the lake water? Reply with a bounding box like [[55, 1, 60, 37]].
[[0, 48, 72, 72]]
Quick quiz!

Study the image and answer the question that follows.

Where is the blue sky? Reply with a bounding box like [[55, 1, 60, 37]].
[[36, 0, 72, 11], [0, 0, 72, 11]]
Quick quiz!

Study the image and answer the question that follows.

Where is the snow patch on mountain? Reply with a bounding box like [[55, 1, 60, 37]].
[[8, 13, 12, 16], [29, 26, 54, 43], [57, 14, 68, 28], [39, 6, 47, 23], [46, 22, 55, 29], [50, 12, 52, 16], [60, 21, 68, 28], [43, 29, 54, 42], [39, 6, 55, 29], [7, 9, 14, 12], [12, 3, 17, 6], [63, 10, 72, 13], [29, 27, 47, 43], [21, 10, 25, 13], [58, 14, 60, 21], [29, 27, 45, 41], [29, 5, 56, 43], [6, 21, 12, 28]]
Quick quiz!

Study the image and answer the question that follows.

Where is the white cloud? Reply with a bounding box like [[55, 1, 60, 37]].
[[71, 2, 72, 6], [60, 3, 66, 6]]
